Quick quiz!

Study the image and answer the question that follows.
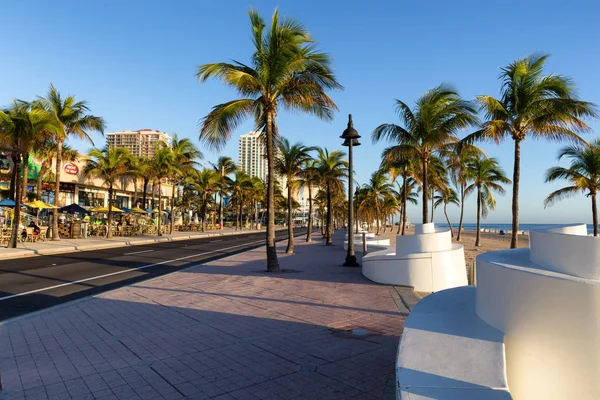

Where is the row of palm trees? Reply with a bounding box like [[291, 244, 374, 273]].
[[354, 149, 511, 247], [372, 53, 598, 246]]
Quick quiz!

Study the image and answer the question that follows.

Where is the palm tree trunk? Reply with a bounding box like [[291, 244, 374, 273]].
[[265, 113, 280, 271], [422, 157, 428, 224], [444, 204, 454, 237], [592, 192, 598, 237], [21, 152, 29, 202], [326, 182, 333, 245], [107, 185, 114, 239], [52, 138, 64, 240], [151, 180, 156, 209], [132, 178, 138, 208], [306, 185, 313, 242], [402, 177, 408, 235], [375, 202, 380, 235], [170, 184, 176, 234], [142, 178, 149, 209], [457, 183, 465, 242], [157, 182, 162, 236], [510, 139, 521, 248], [286, 183, 294, 253], [201, 194, 207, 232], [8, 153, 22, 248], [476, 187, 481, 247], [430, 194, 434, 223], [9, 156, 17, 201], [36, 165, 47, 200], [220, 167, 225, 230]]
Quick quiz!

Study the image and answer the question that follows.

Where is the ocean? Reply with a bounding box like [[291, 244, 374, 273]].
[[436, 223, 595, 235]]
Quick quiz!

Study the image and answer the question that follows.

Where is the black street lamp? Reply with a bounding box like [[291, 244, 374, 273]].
[[341, 114, 361, 267]]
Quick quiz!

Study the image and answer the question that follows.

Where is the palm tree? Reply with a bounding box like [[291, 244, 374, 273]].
[[212, 156, 237, 230], [137, 157, 154, 209], [248, 176, 266, 229], [193, 168, 220, 232], [34, 142, 78, 200], [150, 147, 174, 236], [434, 186, 460, 237], [196, 8, 342, 272], [544, 139, 600, 236], [36, 84, 106, 240], [0, 101, 60, 248], [463, 54, 598, 248], [315, 148, 347, 245], [383, 155, 418, 235], [228, 171, 253, 230], [447, 143, 484, 241], [83, 147, 133, 239], [299, 160, 319, 242], [275, 138, 314, 253], [381, 194, 401, 233], [465, 156, 510, 247], [373, 84, 478, 224], [361, 170, 394, 235], [163, 134, 201, 234]]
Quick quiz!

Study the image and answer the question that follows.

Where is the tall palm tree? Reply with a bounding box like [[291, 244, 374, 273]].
[[150, 147, 174, 236], [373, 84, 478, 224], [228, 171, 253, 231], [447, 143, 484, 241], [34, 142, 78, 200], [0, 101, 60, 248], [361, 170, 394, 235], [381, 194, 401, 233], [315, 148, 347, 245], [383, 155, 417, 235], [248, 176, 266, 229], [465, 156, 510, 247], [434, 186, 460, 237], [463, 54, 598, 248], [36, 84, 105, 240], [212, 156, 237, 230], [275, 138, 314, 253], [83, 147, 133, 239], [137, 157, 154, 209], [196, 8, 342, 272], [299, 159, 319, 242], [163, 134, 202, 234], [544, 139, 600, 236], [193, 168, 220, 232]]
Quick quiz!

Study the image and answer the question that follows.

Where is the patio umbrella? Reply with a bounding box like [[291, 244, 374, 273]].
[[120, 207, 132, 213], [58, 203, 90, 216], [27, 200, 58, 224], [131, 207, 149, 213], [90, 206, 124, 213], [0, 199, 17, 207], [145, 208, 154, 213]]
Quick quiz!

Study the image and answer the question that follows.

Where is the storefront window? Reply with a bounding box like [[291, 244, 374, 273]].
[[78, 191, 105, 207]]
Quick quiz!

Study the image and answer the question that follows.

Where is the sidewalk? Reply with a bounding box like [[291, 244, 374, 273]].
[[0, 228, 262, 260], [0, 230, 423, 399]]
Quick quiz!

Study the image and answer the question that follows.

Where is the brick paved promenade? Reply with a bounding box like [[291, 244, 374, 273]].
[[0, 231, 422, 399]]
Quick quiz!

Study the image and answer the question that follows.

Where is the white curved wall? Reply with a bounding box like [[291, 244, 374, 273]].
[[396, 228, 452, 256], [363, 243, 467, 292], [529, 224, 600, 279], [476, 242, 600, 399]]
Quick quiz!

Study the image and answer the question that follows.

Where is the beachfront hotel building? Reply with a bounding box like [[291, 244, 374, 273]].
[[106, 129, 171, 158], [238, 131, 268, 182], [237, 131, 313, 223]]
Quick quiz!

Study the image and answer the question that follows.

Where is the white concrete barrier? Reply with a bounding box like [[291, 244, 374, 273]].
[[476, 224, 600, 400], [362, 223, 467, 292]]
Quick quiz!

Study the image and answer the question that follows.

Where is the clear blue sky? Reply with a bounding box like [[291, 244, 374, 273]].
[[2, 0, 599, 224]]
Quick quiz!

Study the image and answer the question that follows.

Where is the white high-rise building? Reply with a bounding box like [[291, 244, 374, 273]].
[[238, 131, 268, 182], [107, 129, 171, 158]]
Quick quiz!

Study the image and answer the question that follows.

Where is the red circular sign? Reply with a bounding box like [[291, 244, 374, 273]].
[[63, 163, 79, 175]]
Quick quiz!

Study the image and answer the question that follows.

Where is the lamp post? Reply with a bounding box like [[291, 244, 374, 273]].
[[341, 114, 361, 267]]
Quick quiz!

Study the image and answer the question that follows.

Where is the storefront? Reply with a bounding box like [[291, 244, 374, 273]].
[[78, 189, 106, 208]]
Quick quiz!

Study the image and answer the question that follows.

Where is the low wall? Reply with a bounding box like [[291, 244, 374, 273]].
[[476, 248, 600, 400], [362, 243, 467, 292]]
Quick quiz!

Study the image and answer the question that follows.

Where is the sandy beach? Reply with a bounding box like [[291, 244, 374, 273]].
[[367, 225, 530, 267]]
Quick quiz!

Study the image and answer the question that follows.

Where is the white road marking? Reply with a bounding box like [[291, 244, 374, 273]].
[[123, 249, 155, 256], [0, 239, 264, 302]]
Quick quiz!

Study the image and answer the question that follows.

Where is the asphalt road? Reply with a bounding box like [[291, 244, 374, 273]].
[[0, 228, 306, 322]]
